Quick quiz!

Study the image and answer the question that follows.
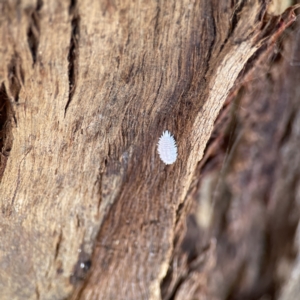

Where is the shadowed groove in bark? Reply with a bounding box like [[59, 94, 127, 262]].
[[27, 0, 43, 64], [0, 83, 13, 183], [219, 0, 248, 53], [54, 230, 63, 261], [70, 245, 92, 286], [201, 1, 216, 89], [7, 53, 24, 103], [65, 0, 80, 116]]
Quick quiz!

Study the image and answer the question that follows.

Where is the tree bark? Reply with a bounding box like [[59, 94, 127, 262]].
[[0, 1, 299, 300]]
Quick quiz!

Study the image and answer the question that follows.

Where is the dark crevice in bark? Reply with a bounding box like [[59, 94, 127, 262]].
[[161, 226, 213, 300], [65, 0, 80, 116], [255, 5, 300, 44], [69, 0, 77, 14], [160, 196, 186, 299], [160, 204, 203, 299], [203, 2, 216, 81], [163, 275, 185, 300], [219, 0, 248, 53], [0, 83, 13, 183], [160, 252, 184, 300], [54, 230, 63, 260], [279, 110, 296, 146], [27, 0, 43, 65], [36, 0, 43, 11], [96, 172, 103, 212], [7, 53, 24, 103], [175, 202, 184, 226], [70, 246, 92, 286]]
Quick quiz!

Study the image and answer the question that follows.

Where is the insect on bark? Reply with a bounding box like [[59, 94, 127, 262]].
[[157, 130, 178, 165]]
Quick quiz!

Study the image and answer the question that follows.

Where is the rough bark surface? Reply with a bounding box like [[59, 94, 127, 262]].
[[0, 0, 298, 300], [162, 3, 300, 300]]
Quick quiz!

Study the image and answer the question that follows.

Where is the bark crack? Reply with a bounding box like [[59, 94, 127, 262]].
[[70, 246, 92, 286], [65, 0, 80, 116], [54, 230, 63, 260], [218, 0, 248, 54], [27, 0, 43, 65], [7, 53, 24, 103], [0, 83, 13, 183], [201, 1, 216, 85], [160, 234, 215, 300]]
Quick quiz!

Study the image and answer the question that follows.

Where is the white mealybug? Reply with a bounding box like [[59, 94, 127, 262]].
[[157, 130, 177, 165]]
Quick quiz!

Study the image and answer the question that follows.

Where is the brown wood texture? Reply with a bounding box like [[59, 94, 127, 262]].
[[0, 0, 298, 299], [162, 3, 300, 300]]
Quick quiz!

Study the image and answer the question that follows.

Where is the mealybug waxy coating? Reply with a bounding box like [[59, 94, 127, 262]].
[[157, 130, 177, 165]]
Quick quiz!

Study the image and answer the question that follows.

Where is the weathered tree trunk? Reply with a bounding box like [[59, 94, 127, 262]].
[[0, 0, 299, 299]]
